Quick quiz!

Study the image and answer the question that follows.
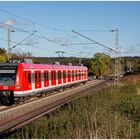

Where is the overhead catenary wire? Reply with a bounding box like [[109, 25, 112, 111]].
[[0, 8, 67, 32], [72, 30, 117, 52], [36, 31, 80, 52], [0, 21, 80, 52], [0, 21, 83, 58], [0, 9, 103, 57], [73, 29, 116, 32], [11, 31, 37, 49], [61, 43, 97, 46], [0, 9, 116, 58]]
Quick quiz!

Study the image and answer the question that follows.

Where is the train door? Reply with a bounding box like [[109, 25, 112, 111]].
[[82, 70, 84, 80], [72, 70, 74, 82], [44, 70, 49, 87], [86, 70, 88, 79], [75, 70, 78, 81], [79, 70, 81, 80], [24, 71, 32, 91], [51, 70, 56, 86], [68, 70, 71, 82], [58, 70, 62, 85], [35, 71, 41, 89], [63, 70, 66, 83], [84, 70, 86, 79]]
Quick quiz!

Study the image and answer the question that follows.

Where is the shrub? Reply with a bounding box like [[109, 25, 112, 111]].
[[6, 82, 140, 139]]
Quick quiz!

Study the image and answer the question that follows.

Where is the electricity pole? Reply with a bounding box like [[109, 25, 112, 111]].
[[7, 29, 12, 61], [72, 29, 120, 83], [114, 29, 119, 84], [7, 30, 37, 60], [56, 51, 65, 58]]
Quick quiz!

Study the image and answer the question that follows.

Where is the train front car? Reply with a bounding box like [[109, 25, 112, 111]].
[[0, 62, 88, 105], [0, 63, 18, 104]]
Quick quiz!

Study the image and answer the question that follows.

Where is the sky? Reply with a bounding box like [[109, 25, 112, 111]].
[[0, 1, 140, 58]]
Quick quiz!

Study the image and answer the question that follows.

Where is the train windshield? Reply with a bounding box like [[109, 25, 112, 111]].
[[0, 64, 18, 86]]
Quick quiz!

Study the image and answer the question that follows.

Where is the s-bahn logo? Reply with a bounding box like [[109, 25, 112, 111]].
[[3, 86, 8, 90]]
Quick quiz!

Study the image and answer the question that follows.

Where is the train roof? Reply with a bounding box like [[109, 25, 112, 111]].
[[19, 63, 87, 70]]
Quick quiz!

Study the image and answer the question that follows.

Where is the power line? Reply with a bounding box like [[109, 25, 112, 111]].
[[0, 35, 39, 45], [0, 9, 94, 55], [0, 8, 67, 32], [0, 21, 52, 47], [74, 29, 116, 32], [0, 21, 34, 34], [0, 21, 81, 57], [0, 38, 78, 56], [36, 31, 80, 52], [11, 31, 37, 49], [0, 19, 87, 59], [72, 30, 117, 52], [61, 43, 96, 46], [0, 38, 18, 44]]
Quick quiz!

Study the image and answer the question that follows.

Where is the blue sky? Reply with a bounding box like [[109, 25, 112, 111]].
[[0, 1, 140, 58]]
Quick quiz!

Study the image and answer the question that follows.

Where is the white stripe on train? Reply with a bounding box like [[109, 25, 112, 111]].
[[14, 79, 87, 97]]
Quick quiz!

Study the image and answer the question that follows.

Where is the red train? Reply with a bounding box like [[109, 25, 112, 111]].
[[0, 63, 88, 104]]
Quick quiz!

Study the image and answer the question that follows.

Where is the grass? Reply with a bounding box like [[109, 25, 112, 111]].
[[5, 81, 140, 139]]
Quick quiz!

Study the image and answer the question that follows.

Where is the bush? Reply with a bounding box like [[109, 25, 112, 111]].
[[114, 95, 140, 122], [6, 82, 140, 139]]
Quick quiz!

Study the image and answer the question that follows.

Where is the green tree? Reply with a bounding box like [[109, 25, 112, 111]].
[[0, 55, 6, 62], [90, 53, 111, 76], [0, 48, 6, 55], [0, 48, 7, 61]]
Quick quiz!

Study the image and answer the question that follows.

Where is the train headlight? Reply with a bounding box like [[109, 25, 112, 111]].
[[16, 85, 21, 89]]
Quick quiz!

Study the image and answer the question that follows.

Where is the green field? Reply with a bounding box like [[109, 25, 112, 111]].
[[6, 82, 140, 139]]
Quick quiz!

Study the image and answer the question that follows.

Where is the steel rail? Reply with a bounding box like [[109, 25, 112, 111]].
[[0, 80, 108, 137], [0, 80, 101, 112]]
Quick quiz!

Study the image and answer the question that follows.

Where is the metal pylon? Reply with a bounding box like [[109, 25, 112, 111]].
[[114, 29, 119, 84]]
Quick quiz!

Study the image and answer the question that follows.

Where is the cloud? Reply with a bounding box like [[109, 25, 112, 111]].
[[0, 19, 16, 28], [5, 19, 16, 26]]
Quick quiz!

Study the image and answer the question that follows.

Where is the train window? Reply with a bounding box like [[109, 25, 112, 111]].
[[38, 72, 41, 82], [68, 71, 70, 77], [51, 71, 56, 81], [58, 71, 61, 80], [54, 72, 56, 80], [67, 70, 71, 81], [82, 71, 83, 79], [0, 64, 18, 86], [51, 72, 53, 81], [44, 71, 48, 81], [72, 70, 74, 78], [76, 71, 77, 78], [79, 70, 81, 79], [35, 73, 38, 83], [28, 73, 31, 83], [63, 71, 66, 79], [84, 70, 86, 78], [35, 72, 41, 82], [73, 73, 74, 78]]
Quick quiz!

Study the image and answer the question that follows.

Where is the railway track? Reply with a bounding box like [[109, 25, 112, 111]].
[[0, 80, 109, 137]]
